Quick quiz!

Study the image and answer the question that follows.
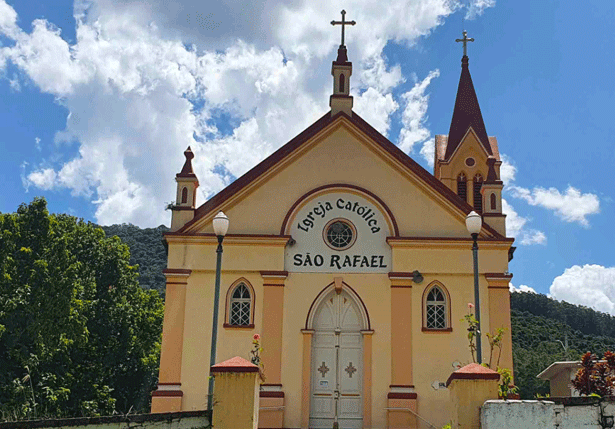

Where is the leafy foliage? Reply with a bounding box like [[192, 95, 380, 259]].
[[511, 293, 615, 399], [100, 224, 169, 297], [0, 198, 164, 420], [571, 351, 615, 396]]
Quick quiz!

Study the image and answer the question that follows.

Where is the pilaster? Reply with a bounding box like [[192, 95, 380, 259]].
[[151, 268, 190, 412], [387, 272, 417, 428], [485, 273, 514, 375], [259, 270, 287, 429]]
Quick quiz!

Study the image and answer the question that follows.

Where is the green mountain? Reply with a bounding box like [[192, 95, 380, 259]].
[[511, 293, 615, 398], [101, 224, 169, 297], [101, 223, 615, 399]]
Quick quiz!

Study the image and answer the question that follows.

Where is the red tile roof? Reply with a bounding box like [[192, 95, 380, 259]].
[[210, 356, 259, 373], [445, 55, 492, 160]]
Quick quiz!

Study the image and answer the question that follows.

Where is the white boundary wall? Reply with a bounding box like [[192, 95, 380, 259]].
[[482, 399, 615, 429]]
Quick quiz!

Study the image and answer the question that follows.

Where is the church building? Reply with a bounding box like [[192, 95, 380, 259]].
[[151, 16, 515, 429]]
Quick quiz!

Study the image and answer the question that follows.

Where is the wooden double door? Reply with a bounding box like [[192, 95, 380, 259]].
[[310, 290, 363, 429]]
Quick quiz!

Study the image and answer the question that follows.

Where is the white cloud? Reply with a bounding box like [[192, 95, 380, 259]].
[[499, 153, 516, 184], [420, 138, 435, 168], [510, 185, 600, 227], [1, 0, 496, 227], [0, 0, 19, 39], [520, 229, 546, 245], [502, 198, 546, 246], [35, 137, 41, 151], [465, 0, 496, 20], [27, 168, 58, 190], [509, 283, 537, 294], [398, 69, 440, 154], [550, 265, 615, 315]]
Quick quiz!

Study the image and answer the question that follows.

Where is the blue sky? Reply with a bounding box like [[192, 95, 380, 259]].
[[1, 0, 614, 312]]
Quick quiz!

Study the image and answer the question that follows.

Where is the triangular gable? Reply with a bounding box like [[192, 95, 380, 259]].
[[179, 111, 507, 239]]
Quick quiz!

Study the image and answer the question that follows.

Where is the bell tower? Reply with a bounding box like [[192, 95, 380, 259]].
[[170, 146, 199, 231], [330, 10, 355, 116], [434, 31, 506, 236]]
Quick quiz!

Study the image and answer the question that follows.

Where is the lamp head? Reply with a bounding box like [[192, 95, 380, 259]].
[[465, 211, 482, 235], [213, 211, 229, 237]]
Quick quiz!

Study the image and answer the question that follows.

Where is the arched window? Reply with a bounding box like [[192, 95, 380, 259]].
[[457, 173, 467, 202], [225, 279, 255, 328], [473, 174, 483, 212], [230, 284, 251, 326], [425, 286, 447, 329], [490, 193, 497, 210], [339, 74, 345, 93], [181, 187, 188, 204]]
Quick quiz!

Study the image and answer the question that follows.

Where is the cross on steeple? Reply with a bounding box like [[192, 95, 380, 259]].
[[456, 30, 474, 57], [331, 10, 356, 47]]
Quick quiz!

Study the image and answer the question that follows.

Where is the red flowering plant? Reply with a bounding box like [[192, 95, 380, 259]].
[[250, 334, 266, 382], [572, 351, 615, 396]]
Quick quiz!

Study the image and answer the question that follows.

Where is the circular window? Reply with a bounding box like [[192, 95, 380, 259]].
[[465, 157, 476, 167], [323, 218, 357, 251]]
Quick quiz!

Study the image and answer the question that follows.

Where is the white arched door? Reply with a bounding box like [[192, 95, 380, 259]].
[[310, 289, 363, 429]]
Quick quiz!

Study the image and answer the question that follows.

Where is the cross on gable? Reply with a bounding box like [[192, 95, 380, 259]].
[[331, 10, 356, 47], [455, 30, 474, 57]]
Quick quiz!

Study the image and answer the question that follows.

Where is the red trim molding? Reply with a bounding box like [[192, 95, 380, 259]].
[[163, 268, 192, 275], [485, 272, 513, 279], [157, 382, 181, 386], [422, 327, 453, 333], [152, 390, 183, 397], [260, 271, 289, 278], [387, 236, 515, 243], [388, 272, 414, 278], [389, 385, 415, 388], [223, 323, 255, 329], [260, 391, 285, 398], [387, 392, 417, 400]]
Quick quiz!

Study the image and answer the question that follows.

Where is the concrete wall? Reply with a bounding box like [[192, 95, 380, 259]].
[[0, 411, 210, 429], [481, 398, 615, 429]]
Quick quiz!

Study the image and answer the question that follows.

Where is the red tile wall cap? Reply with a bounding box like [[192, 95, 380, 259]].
[[211, 356, 259, 373], [446, 363, 500, 387]]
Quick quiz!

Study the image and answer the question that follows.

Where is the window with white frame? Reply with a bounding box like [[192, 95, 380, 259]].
[[426, 286, 447, 329], [229, 283, 251, 326]]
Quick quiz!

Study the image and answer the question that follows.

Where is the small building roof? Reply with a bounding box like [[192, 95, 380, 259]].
[[536, 361, 581, 380]]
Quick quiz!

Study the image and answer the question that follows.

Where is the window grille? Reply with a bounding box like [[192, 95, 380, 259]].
[[457, 174, 467, 202], [426, 286, 447, 329], [473, 174, 483, 212], [229, 283, 251, 326]]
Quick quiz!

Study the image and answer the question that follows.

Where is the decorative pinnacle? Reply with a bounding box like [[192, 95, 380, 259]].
[[455, 30, 474, 57], [331, 10, 356, 47]]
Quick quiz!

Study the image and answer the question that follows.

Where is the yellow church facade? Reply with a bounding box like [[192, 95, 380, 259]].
[[151, 34, 515, 429]]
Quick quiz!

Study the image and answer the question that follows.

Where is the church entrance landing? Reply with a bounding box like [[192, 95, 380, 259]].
[[310, 288, 363, 429]]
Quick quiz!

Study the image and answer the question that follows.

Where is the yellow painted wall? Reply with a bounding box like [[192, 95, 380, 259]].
[[185, 121, 480, 238], [159, 116, 513, 428]]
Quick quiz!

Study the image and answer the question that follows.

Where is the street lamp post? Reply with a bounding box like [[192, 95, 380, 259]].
[[465, 211, 482, 364], [207, 211, 229, 413]]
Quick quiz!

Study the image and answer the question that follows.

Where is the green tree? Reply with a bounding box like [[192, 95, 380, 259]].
[[0, 198, 164, 420]]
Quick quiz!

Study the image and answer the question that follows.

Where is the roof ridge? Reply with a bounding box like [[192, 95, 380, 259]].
[[179, 110, 507, 240]]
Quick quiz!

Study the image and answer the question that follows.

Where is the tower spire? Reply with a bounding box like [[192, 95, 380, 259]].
[[329, 10, 356, 116], [444, 31, 492, 160]]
